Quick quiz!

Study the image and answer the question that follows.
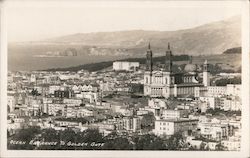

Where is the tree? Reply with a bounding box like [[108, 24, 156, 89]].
[[31, 89, 39, 96], [130, 83, 144, 94], [59, 128, 78, 150], [199, 142, 209, 151], [82, 129, 103, 142], [215, 77, 241, 86], [215, 142, 227, 151], [166, 132, 185, 150], [8, 126, 41, 150], [37, 128, 61, 150], [80, 129, 104, 150], [134, 134, 166, 150], [141, 112, 155, 128], [103, 137, 133, 150]]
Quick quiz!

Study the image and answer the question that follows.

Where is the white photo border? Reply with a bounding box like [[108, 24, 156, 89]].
[[0, 0, 249, 158]]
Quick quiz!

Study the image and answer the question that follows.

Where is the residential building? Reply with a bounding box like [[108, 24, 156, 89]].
[[154, 118, 198, 136]]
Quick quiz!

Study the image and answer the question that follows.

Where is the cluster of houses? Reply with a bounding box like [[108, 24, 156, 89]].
[[7, 59, 241, 151]]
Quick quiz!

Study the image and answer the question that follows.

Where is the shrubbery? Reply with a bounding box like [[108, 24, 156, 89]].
[[8, 127, 189, 150]]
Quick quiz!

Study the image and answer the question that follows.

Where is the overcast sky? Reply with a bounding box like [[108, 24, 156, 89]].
[[5, 0, 243, 42]]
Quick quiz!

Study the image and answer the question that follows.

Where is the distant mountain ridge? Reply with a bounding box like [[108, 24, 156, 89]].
[[8, 15, 242, 71], [223, 47, 241, 54], [36, 15, 241, 56]]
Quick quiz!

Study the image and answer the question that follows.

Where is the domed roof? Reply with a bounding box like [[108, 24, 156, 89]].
[[184, 56, 197, 72], [184, 64, 197, 72]]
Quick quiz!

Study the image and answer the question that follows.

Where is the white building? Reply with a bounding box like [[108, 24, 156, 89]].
[[7, 95, 16, 112], [148, 99, 167, 109], [55, 120, 79, 127], [203, 60, 210, 86], [49, 85, 61, 94], [199, 96, 220, 109], [219, 97, 241, 111], [58, 74, 80, 80], [113, 61, 139, 71], [143, 43, 204, 99], [226, 84, 241, 98], [30, 74, 36, 83], [145, 99, 167, 119], [63, 98, 82, 105], [186, 136, 203, 149], [194, 87, 208, 98], [77, 108, 95, 117], [219, 73, 241, 77], [137, 109, 149, 116], [162, 109, 188, 119], [47, 103, 65, 116], [207, 86, 227, 97], [198, 123, 229, 141], [154, 118, 198, 136], [222, 137, 240, 151], [75, 91, 98, 103], [195, 84, 241, 98]]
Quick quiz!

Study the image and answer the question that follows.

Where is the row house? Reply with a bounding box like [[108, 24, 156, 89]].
[[219, 96, 241, 111], [72, 84, 99, 93], [123, 117, 141, 132], [221, 136, 240, 151], [107, 117, 142, 132], [198, 122, 230, 141], [75, 91, 98, 103], [76, 108, 95, 117], [47, 103, 65, 116], [199, 96, 220, 109], [161, 109, 189, 119], [54, 90, 74, 98]]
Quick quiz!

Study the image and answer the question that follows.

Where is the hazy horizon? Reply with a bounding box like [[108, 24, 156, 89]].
[[9, 15, 241, 44], [6, 1, 242, 42]]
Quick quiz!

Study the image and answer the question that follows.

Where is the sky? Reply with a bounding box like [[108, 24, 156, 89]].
[[5, 0, 243, 42]]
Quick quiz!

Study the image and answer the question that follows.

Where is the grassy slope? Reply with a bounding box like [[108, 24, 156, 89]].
[[45, 53, 241, 73]]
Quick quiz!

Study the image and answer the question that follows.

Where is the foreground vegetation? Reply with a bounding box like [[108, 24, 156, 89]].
[[8, 127, 200, 150]]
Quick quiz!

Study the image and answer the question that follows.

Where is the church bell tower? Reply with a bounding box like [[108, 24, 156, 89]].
[[203, 60, 210, 86], [146, 42, 153, 75], [165, 43, 173, 72]]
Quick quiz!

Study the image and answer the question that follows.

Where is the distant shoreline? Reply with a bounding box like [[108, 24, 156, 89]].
[[33, 55, 65, 58]]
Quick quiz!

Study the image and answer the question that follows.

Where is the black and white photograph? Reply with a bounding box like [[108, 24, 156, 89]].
[[0, 0, 249, 157]]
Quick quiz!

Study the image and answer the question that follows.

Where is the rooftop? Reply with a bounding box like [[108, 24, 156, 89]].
[[156, 118, 198, 123]]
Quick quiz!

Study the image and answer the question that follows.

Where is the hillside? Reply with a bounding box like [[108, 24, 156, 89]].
[[8, 15, 241, 71], [38, 15, 241, 56], [45, 53, 241, 73], [223, 47, 241, 54], [45, 55, 190, 72]]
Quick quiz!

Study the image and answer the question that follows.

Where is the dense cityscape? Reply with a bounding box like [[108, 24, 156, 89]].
[[7, 43, 242, 150]]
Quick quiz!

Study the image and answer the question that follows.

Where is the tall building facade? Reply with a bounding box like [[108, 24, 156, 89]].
[[203, 60, 210, 86], [144, 43, 207, 98], [113, 61, 139, 71]]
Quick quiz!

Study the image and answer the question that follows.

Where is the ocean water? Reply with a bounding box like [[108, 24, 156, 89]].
[[7, 44, 241, 71], [7, 44, 126, 71]]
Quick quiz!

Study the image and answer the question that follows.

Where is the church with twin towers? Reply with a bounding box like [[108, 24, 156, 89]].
[[143, 43, 210, 98]]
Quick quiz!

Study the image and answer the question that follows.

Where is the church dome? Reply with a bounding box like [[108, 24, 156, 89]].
[[184, 56, 197, 72], [184, 64, 197, 72]]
